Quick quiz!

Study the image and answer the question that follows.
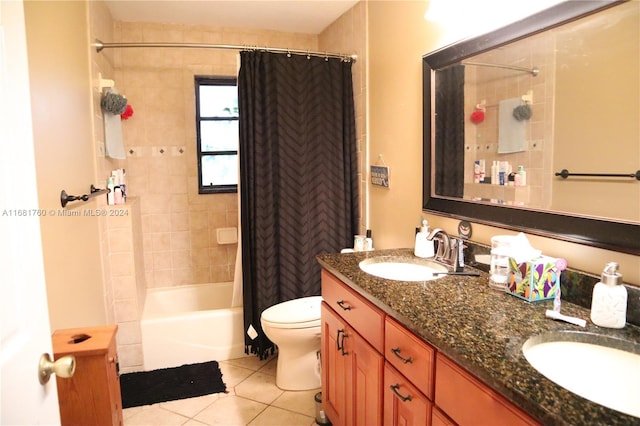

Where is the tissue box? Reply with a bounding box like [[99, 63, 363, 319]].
[[506, 256, 560, 302]]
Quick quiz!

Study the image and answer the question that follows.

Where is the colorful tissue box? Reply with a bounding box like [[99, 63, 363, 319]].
[[507, 256, 560, 302]]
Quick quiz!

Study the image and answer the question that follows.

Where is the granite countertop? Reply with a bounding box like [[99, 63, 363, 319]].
[[316, 248, 640, 426]]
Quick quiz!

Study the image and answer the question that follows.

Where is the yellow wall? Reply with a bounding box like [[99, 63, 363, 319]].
[[368, 0, 428, 249], [24, 0, 107, 328], [367, 1, 639, 285]]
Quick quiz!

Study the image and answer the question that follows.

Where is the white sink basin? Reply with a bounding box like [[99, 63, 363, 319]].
[[523, 331, 640, 418], [359, 257, 448, 281]]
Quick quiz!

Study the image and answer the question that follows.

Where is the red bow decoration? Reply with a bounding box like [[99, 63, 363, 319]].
[[470, 110, 485, 124], [120, 104, 134, 120]]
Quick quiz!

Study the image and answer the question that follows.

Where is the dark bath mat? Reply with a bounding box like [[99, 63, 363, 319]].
[[120, 361, 226, 408]]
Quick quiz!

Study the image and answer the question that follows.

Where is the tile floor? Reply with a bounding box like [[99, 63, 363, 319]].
[[122, 355, 320, 426]]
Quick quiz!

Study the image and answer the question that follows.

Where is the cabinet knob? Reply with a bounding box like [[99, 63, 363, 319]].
[[38, 353, 76, 385]]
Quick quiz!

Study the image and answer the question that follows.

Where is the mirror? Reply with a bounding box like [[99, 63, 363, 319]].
[[423, 0, 639, 255]]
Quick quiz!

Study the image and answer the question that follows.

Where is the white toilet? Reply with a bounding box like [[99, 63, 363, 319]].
[[260, 296, 323, 390]]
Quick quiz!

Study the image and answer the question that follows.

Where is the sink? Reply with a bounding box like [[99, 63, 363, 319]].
[[522, 331, 640, 418], [359, 256, 448, 281]]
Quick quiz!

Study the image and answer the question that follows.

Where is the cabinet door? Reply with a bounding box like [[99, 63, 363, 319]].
[[384, 363, 431, 426], [349, 330, 384, 426], [321, 303, 349, 426]]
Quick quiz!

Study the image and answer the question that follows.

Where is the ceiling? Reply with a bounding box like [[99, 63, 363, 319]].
[[104, 0, 360, 35]]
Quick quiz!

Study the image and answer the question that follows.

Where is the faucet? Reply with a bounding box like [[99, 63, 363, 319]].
[[427, 228, 449, 261], [426, 228, 465, 272]]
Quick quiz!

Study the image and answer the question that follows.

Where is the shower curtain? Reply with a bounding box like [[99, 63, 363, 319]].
[[238, 51, 358, 358], [434, 64, 465, 197]]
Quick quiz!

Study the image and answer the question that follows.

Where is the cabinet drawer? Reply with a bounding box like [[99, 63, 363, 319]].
[[435, 353, 539, 426], [321, 269, 384, 352], [384, 363, 431, 426], [385, 317, 435, 400]]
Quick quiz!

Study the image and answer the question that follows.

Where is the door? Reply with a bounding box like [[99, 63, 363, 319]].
[[350, 330, 383, 426], [0, 1, 60, 424]]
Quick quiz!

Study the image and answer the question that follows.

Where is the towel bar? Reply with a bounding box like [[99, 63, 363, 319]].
[[60, 185, 110, 208], [554, 169, 640, 180]]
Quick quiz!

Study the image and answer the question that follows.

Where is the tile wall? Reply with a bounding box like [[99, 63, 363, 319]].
[[319, 1, 368, 234]]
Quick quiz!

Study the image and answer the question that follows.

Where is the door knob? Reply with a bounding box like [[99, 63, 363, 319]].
[[38, 353, 76, 385]]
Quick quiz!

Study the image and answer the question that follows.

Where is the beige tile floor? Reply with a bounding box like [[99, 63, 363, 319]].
[[122, 355, 320, 426]]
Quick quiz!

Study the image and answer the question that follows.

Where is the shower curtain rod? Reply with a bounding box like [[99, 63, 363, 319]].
[[93, 39, 357, 62], [462, 61, 539, 76]]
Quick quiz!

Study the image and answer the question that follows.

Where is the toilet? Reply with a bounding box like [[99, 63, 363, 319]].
[[260, 296, 323, 390]]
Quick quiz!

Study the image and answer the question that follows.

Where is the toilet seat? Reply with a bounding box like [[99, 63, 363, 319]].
[[261, 296, 322, 329]]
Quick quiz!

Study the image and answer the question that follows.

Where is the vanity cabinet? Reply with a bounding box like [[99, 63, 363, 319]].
[[320, 269, 540, 426], [52, 325, 122, 426], [321, 270, 384, 426]]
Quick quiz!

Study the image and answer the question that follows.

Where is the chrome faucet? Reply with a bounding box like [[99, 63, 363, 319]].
[[427, 228, 449, 261], [426, 228, 465, 272]]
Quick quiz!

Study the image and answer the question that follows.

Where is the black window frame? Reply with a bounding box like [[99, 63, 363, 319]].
[[195, 76, 239, 194]]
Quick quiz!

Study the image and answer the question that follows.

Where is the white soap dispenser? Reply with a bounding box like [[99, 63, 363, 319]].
[[590, 262, 627, 329], [414, 219, 435, 258]]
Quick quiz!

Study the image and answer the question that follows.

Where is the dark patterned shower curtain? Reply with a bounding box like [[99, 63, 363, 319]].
[[435, 64, 465, 197], [238, 51, 359, 358]]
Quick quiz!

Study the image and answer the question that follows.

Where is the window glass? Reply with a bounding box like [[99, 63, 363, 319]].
[[200, 121, 239, 151], [201, 155, 238, 187], [199, 86, 239, 117], [195, 77, 238, 194]]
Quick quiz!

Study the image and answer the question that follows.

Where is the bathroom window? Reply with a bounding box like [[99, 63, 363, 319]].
[[195, 76, 238, 194]]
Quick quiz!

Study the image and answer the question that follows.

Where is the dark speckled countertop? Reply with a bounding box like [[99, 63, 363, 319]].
[[316, 248, 640, 426]]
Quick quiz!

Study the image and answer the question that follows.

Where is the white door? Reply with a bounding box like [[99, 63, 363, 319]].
[[0, 1, 60, 424]]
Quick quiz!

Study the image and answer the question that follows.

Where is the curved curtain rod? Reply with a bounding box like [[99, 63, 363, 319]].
[[92, 39, 357, 62], [462, 61, 539, 76]]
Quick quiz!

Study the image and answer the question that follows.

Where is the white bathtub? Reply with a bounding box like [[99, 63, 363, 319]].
[[141, 282, 246, 370]]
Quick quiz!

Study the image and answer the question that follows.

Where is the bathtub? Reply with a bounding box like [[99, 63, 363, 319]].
[[141, 282, 246, 370]]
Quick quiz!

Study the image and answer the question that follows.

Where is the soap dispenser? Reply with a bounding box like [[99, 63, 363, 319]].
[[590, 262, 627, 329], [414, 219, 435, 258]]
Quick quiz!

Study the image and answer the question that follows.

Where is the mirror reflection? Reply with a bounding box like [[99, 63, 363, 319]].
[[433, 1, 639, 223]]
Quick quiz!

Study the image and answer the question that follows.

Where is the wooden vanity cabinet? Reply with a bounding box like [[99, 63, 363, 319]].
[[321, 270, 384, 426], [320, 269, 541, 426], [435, 353, 539, 426], [52, 325, 122, 426]]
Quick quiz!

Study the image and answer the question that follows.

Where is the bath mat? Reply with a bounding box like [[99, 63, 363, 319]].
[[120, 361, 226, 408]]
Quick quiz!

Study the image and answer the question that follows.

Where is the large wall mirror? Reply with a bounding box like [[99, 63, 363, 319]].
[[423, 0, 639, 255]]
